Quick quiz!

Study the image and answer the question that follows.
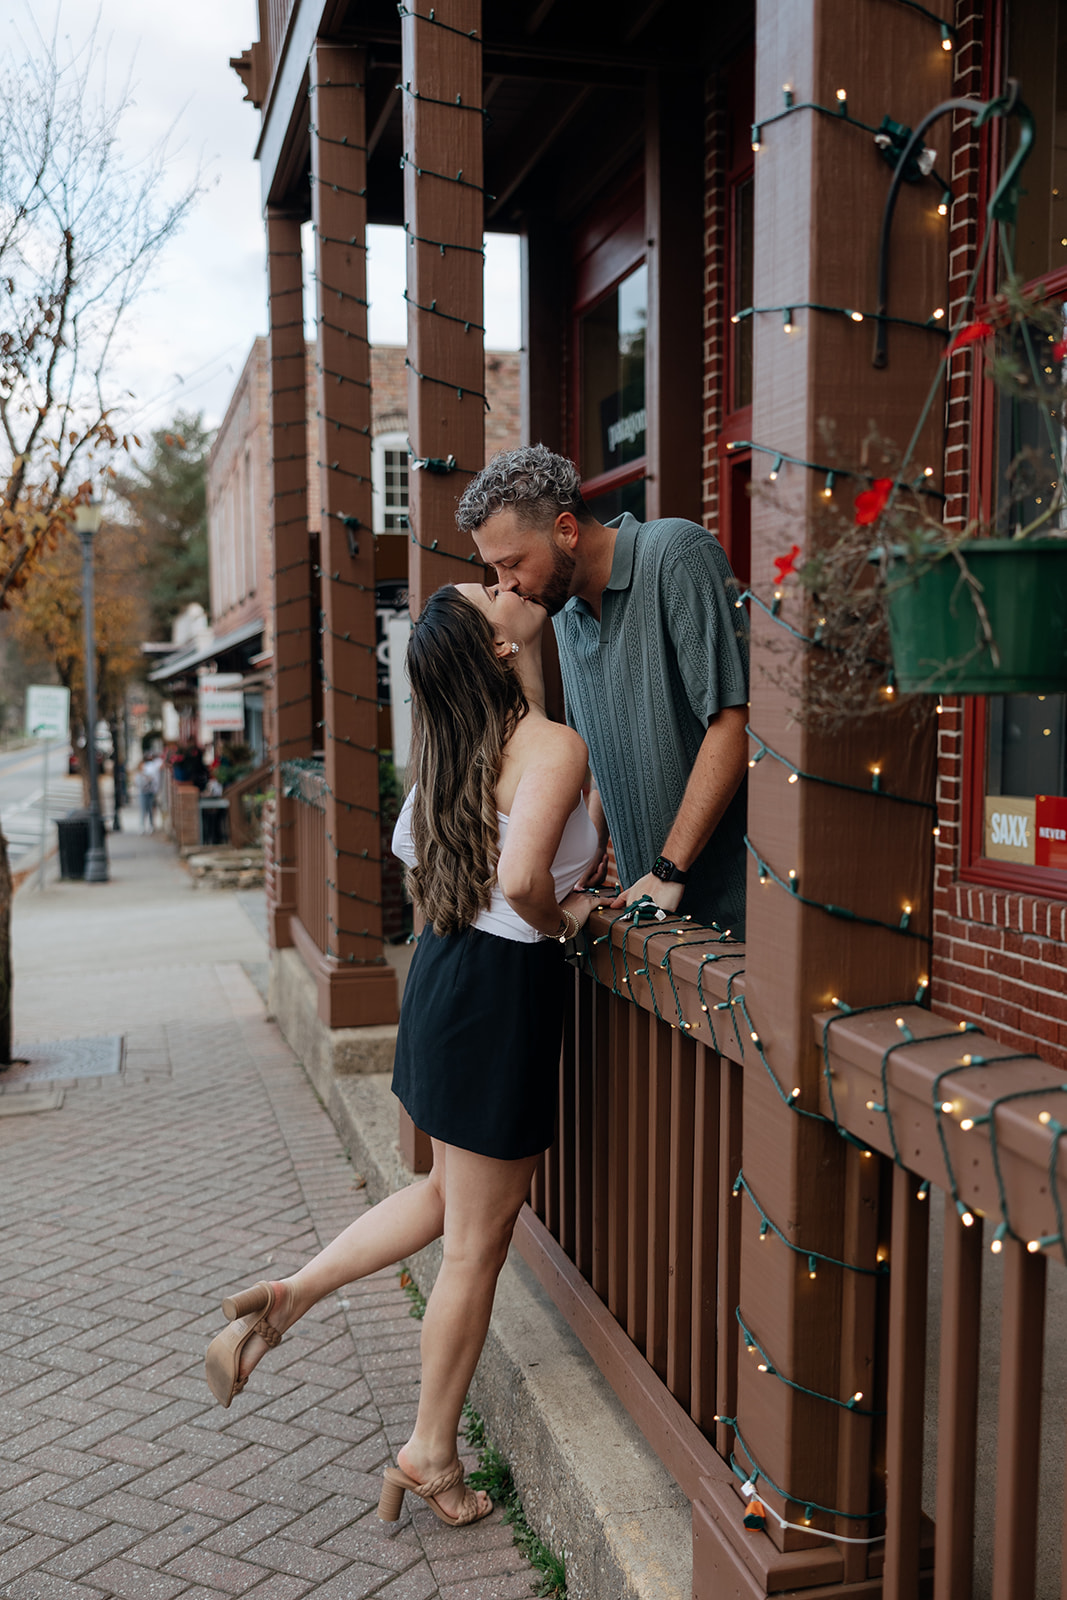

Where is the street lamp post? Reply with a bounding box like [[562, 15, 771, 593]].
[[74, 495, 109, 884]]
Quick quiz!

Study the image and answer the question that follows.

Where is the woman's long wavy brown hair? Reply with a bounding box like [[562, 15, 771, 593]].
[[406, 586, 529, 935]]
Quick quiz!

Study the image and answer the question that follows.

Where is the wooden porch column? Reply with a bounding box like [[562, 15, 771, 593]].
[[732, 0, 952, 1574], [398, 0, 485, 1170], [266, 208, 313, 950], [310, 41, 398, 1028]]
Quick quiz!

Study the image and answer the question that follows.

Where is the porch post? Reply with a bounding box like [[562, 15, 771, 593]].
[[310, 41, 398, 1027], [398, 0, 485, 1171], [400, 0, 485, 617], [733, 0, 951, 1572], [266, 208, 312, 950]]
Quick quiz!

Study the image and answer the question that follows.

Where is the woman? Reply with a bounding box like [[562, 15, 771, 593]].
[[205, 582, 599, 1529]]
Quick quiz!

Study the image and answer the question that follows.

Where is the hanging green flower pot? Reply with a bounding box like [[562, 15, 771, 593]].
[[885, 538, 1067, 694]]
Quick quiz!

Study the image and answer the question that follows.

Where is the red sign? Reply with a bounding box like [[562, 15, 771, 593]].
[[1035, 795, 1067, 870]]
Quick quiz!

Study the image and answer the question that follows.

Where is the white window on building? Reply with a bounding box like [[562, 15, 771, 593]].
[[372, 430, 410, 533]]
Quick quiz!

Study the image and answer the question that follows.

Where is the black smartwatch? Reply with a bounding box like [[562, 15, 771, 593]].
[[651, 855, 688, 885]]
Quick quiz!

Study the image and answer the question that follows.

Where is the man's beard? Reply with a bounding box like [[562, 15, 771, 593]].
[[535, 542, 577, 616]]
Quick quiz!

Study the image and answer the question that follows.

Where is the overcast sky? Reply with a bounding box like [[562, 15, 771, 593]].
[[1, 0, 520, 438]]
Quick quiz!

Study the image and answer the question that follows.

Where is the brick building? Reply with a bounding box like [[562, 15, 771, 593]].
[[230, 3, 1067, 1596]]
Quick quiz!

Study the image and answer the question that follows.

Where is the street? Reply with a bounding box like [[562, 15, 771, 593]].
[[0, 742, 92, 875], [0, 824, 534, 1600]]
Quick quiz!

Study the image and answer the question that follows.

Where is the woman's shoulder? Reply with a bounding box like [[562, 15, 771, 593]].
[[514, 715, 587, 770]]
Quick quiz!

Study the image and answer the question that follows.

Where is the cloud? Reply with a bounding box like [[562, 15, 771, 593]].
[[0, 0, 519, 437]]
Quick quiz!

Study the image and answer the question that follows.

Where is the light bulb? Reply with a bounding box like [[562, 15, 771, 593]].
[[960, 1118, 974, 1132], [932, 307, 945, 320], [1028, 1239, 1041, 1253], [788, 771, 799, 784], [1040, 1110, 1052, 1125], [940, 1101, 955, 1114], [848, 309, 864, 322], [852, 1391, 863, 1403]]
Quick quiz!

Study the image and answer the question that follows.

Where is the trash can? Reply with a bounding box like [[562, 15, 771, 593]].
[[56, 810, 91, 880]]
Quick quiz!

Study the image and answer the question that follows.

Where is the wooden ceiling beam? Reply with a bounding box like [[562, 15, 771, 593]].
[[486, 83, 593, 219]]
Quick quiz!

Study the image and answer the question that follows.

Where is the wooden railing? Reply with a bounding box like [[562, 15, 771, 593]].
[[515, 913, 1067, 1598], [283, 760, 328, 955], [226, 761, 272, 848]]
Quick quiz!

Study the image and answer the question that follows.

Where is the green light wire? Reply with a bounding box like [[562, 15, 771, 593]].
[[735, 1307, 883, 1416], [733, 1170, 888, 1276], [745, 836, 933, 943]]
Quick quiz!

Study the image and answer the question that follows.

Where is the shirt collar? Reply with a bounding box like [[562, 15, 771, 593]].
[[604, 512, 639, 591], [560, 511, 640, 616]]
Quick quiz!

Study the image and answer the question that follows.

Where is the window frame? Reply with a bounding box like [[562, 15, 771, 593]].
[[715, 43, 755, 589], [569, 170, 648, 509], [371, 429, 411, 535], [960, 5, 1067, 897]]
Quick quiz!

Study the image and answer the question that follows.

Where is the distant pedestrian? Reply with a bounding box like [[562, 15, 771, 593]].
[[136, 751, 162, 833]]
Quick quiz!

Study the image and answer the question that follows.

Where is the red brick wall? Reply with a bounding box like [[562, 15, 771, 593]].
[[930, 3, 1067, 1068], [701, 75, 727, 537]]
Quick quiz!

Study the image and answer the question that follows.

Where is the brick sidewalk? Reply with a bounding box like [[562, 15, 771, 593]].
[[0, 951, 536, 1599]]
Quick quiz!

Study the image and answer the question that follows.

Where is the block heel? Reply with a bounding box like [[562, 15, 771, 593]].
[[376, 1461, 491, 1527], [377, 1469, 407, 1522], [222, 1281, 273, 1321]]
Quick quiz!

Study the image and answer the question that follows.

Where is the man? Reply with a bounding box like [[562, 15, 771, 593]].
[[456, 444, 749, 937]]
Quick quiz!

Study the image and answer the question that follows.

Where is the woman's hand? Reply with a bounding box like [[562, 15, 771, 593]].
[[561, 888, 599, 931]]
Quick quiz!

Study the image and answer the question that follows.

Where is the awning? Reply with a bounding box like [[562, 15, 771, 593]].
[[148, 617, 264, 683]]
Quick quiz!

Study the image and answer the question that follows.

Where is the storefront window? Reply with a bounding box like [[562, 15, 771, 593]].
[[583, 477, 647, 524], [1007, 0, 1067, 285], [579, 263, 647, 484]]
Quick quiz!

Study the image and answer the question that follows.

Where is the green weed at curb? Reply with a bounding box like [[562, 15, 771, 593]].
[[398, 1268, 427, 1319], [464, 1403, 567, 1599]]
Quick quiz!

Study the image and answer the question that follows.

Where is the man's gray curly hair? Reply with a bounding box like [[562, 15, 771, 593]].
[[455, 444, 592, 534]]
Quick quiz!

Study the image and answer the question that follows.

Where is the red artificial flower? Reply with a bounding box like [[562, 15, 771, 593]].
[[854, 478, 894, 527], [943, 320, 993, 358], [773, 543, 802, 582], [1053, 338, 1067, 363]]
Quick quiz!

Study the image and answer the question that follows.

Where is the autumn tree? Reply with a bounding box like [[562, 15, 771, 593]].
[[8, 515, 147, 786], [115, 414, 212, 640], [0, 20, 196, 1064]]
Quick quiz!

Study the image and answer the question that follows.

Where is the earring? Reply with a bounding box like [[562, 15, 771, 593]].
[[509, 642, 520, 655]]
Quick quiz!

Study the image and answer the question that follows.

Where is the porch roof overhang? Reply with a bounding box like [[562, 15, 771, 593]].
[[148, 618, 264, 684], [249, 0, 745, 223]]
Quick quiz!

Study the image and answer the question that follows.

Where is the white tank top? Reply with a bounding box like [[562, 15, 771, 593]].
[[392, 787, 598, 944]]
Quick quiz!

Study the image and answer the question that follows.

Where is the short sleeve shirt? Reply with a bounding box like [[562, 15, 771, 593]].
[[552, 513, 749, 936]]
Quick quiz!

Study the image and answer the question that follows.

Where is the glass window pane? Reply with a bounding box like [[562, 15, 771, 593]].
[[984, 694, 1067, 867], [579, 263, 647, 480], [1008, 0, 1067, 282], [583, 477, 646, 525], [995, 308, 1067, 536]]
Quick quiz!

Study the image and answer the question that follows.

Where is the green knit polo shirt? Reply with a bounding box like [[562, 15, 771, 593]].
[[552, 512, 749, 937]]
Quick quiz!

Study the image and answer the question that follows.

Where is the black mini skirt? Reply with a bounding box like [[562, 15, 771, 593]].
[[391, 922, 567, 1161]]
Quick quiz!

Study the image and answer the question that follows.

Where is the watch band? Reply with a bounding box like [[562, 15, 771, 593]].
[[652, 855, 688, 885]]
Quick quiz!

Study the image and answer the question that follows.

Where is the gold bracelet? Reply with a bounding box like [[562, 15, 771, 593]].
[[556, 908, 580, 942]]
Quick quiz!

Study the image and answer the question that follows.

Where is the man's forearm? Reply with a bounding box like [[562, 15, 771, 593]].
[[660, 705, 748, 869]]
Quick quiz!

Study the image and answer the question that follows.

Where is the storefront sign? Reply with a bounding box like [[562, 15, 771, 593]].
[[376, 579, 409, 704], [198, 673, 245, 734], [984, 795, 1035, 864], [1036, 794, 1067, 871]]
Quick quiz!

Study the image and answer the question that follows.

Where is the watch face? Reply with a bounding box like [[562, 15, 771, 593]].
[[652, 857, 672, 882]]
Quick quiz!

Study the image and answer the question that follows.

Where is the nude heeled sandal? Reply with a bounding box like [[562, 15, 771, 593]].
[[377, 1461, 492, 1527], [204, 1281, 283, 1408]]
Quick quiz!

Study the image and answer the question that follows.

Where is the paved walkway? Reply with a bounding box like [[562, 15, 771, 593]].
[[0, 825, 535, 1599]]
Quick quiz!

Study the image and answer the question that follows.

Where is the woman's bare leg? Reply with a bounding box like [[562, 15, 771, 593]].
[[397, 1139, 539, 1520], [235, 1160, 448, 1380]]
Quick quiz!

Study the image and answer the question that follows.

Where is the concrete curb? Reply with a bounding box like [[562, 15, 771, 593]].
[[269, 938, 693, 1600]]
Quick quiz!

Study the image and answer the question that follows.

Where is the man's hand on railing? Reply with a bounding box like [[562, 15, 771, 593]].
[[607, 873, 685, 916]]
